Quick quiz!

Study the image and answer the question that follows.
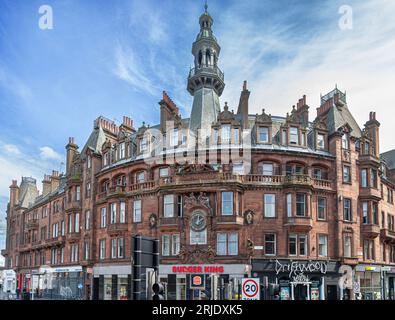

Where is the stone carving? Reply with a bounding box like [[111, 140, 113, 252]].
[[247, 238, 254, 256], [184, 192, 211, 211], [178, 164, 215, 175], [255, 108, 272, 124], [244, 209, 254, 225], [148, 213, 157, 229], [178, 245, 216, 263]]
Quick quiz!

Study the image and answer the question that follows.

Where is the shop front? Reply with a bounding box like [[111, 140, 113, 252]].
[[159, 264, 250, 300], [355, 264, 382, 300], [383, 267, 395, 300], [39, 265, 86, 299], [2, 269, 16, 294], [252, 259, 341, 300], [92, 264, 131, 300]]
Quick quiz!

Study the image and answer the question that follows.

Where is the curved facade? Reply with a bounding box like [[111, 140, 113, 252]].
[[2, 6, 395, 301]]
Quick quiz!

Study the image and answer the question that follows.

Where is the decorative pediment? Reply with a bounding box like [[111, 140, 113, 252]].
[[213, 102, 240, 126], [286, 106, 302, 124], [314, 118, 328, 131], [136, 122, 148, 136], [178, 163, 215, 175], [255, 109, 272, 124]]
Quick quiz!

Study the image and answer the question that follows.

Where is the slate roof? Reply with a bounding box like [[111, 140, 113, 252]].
[[381, 149, 395, 170], [325, 104, 362, 138]]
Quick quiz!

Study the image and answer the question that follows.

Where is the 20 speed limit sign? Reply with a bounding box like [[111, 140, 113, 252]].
[[241, 278, 260, 300]]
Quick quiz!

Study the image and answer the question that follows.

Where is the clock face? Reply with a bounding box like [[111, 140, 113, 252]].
[[191, 211, 206, 231]]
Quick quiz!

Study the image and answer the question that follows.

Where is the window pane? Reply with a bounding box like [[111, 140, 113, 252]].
[[264, 194, 276, 217], [296, 194, 306, 216], [164, 195, 174, 217], [228, 233, 238, 256], [221, 192, 233, 215], [259, 127, 269, 142]]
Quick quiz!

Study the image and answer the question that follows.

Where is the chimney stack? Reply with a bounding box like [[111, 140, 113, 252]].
[[42, 175, 52, 196], [237, 81, 250, 129], [66, 137, 78, 176], [365, 111, 381, 158], [51, 170, 60, 192], [9, 180, 19, 210]]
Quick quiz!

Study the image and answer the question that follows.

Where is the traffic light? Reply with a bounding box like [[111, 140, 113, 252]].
[[152, 283, 165, 300]]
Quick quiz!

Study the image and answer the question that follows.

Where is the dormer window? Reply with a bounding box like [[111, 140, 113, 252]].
[[221, 125, 231, 144], [234, 128, 240, 144], [212, 129, 219, 145], [317, 133, 325, 150], [258, 127, 269, 143], [103, 152, 109, 166], [170, 128, 179, 147], [119, 142, 126, 159], [290, 127, 299, 145], [140, 137, 148, 153], [342, 133, 349, 150]]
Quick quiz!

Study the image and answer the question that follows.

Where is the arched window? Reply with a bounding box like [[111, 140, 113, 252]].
[[205, 49, 211, 66], [286, 163, 305, 175]]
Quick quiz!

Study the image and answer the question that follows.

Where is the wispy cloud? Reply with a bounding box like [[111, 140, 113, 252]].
[[216, 0, 395, 151], [39, 146, 62, 161], [0, 66, 32, 104], [3, 144, 21, 156], [113, 44, 158, 96]]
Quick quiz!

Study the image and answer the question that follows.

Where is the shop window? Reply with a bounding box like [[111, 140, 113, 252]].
[[221, 192, 233, 216], [118, 277, 128, 300], [343, 198, 352, 221], [264, 233, 276, 256], [164, 195, 174, 218], [317, 197, 326, 220], [133, 200, 142, 222], [318, 235, 328, 257], [264, 194, 276, 218]]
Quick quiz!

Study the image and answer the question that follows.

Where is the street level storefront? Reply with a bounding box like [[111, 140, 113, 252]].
[[1, 269, 16, 294], [252, 259, 341, 300], [382, 267, 395, 300], [92, 264, 131, 300], [355, 264, 383, 300], [159, 264, 250, 300], [38, 265, 86, 299]]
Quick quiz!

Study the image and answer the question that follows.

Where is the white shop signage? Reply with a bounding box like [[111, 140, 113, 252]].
[[275, 260, 328, 278], [38, 266, 83, 273]]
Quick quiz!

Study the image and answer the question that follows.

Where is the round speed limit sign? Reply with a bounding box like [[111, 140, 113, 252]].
[[242, 278, 260, 300]]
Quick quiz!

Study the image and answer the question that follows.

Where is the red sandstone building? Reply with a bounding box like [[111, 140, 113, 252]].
[[2, 5, 395, 301]]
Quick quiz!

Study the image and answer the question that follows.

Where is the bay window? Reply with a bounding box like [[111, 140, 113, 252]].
[[221, 192, 233, 215], [164, 195, 174, 217], [110, 203, 117, 224]]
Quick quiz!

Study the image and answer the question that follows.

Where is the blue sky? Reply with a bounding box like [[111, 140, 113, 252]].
[[1, 0, 395, 259]]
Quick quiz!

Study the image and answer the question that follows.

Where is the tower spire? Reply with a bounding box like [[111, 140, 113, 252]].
[[188, 4, 225, 133]]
